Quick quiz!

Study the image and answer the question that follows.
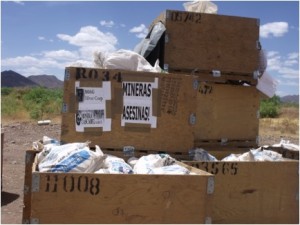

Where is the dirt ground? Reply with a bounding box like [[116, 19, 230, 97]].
[[1, 121, 299, 224], [1, 122, 61, 224]]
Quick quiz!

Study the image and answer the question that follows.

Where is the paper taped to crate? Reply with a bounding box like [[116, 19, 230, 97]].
[[94, 49, 162, 73], [38, 142, 106, 173], [183, 0, 218, 14]]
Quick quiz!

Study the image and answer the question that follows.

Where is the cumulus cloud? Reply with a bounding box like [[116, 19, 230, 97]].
[[43, 49, 79, 61], [100, 20, 115, 28], [57, 26, 117, 49], [260, 22, 289, 38], [266, 51, 299, 80], [129, 24, 148, 38], [13, 1, 24, 5], [2, 26, 119, 77]]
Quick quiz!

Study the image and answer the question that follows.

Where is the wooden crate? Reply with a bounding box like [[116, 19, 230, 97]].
[[148, 10, 260, 83], [183, 159, 299, 224], [23, 150, 214, 224], [194, 81, 260, 149], [61, 67, 197, 153]]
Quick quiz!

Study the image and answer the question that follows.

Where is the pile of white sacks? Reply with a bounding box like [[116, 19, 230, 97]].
[[33, 136, 191, 175], [33, 136, 298, 174]]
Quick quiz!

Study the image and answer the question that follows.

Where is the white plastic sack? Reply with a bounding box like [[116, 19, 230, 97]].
[[190, 148, 217, 161], [38, 142, 106, 173], [256, 71, 278, 98], [183, 0, 218, 14], [272, 139, 300, 151], [222, 148, 284, 161], [94, 49, 162, 73], [150, 164, 190, 175], [95, 155, 133, 174], [133, 154, 176, 174]]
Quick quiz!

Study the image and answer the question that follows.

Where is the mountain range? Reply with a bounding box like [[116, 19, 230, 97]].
[[1, 70, 298, 104], [1, 70, 63, 89]]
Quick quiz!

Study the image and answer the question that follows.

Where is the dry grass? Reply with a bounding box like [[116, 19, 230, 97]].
[[259, 106, 299, 139]]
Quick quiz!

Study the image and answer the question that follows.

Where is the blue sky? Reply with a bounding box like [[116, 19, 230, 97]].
[[1, 1, 299, 96]]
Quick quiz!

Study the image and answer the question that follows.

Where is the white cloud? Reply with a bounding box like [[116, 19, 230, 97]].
[[129, 24, 148, 38], [100, 20, 115, 28], [43, 49, 79, 61], [57, 26, 117, 49], [13, 1, 24, 5], [266, 51, 299, 80], [2, 25, 120, 77], [260, 22, 288, 38]]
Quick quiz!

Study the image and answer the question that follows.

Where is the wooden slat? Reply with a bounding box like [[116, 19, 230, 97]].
[[160, 10, 259, 76], [30, 167, 213, 223], [61, 67, 197, 153], [195, 83, 260, 141], [184, 161, 299, 224]]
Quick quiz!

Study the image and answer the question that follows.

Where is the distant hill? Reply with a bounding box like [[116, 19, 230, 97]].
[[1, 70, 39, 88], [1, 70, 63, 89], [281, 95, 299, 104], [28, 75, 63, 89]]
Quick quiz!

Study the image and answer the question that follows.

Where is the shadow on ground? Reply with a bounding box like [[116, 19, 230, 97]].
[[1, 191, 20, 206]]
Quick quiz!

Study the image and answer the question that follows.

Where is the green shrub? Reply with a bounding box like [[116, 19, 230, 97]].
[[22, 87, 63, 120], [1, 87, 13, 96], [1, 87, 63, 120], [260, 95, 281, 118]]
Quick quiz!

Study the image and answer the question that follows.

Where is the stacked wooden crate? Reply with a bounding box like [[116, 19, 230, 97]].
[[22, 9, 299, 224], [145, 10, 262, 153]]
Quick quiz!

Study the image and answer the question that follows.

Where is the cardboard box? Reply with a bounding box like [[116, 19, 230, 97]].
[[61, 67, 198, 153], [22, 150, 214, 224], [183, 159, 299, 224], [147, 10, 260, 83]]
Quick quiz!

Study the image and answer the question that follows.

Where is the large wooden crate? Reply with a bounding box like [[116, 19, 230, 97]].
[[61, 67, 197, 153], [61, 67, 260, 154], [194, 81, 260, 150], [184, 159, 299, 224], [147, 10, 260, 84], [22, 150, 214, 224]]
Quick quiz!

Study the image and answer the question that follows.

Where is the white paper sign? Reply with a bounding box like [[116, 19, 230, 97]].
[[121, 78, 158, 128], [75, 81, 112, 132]]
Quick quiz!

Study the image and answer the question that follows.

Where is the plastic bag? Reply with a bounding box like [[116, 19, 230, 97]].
[[222, 148, 284, 161], [150, 164, 190, 175], [133, 154, 176, 174], [134, 22, 166, 59], [183, 0, 218, 14], [95, 155, 133, 174], [189, 148, 217, 161], [38, 142, 106, 173], [94, 49, 162, 73], [256, 71, 278, 98]]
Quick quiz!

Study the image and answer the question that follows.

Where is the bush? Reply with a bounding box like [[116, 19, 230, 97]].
[[1, 87, 13, 96], [260, 95, 281, 118], [22, 87, 63, 120]]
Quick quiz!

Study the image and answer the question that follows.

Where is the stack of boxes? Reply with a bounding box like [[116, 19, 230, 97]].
[[23, 9, 299, 225], [143, 10, 262, 154]]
